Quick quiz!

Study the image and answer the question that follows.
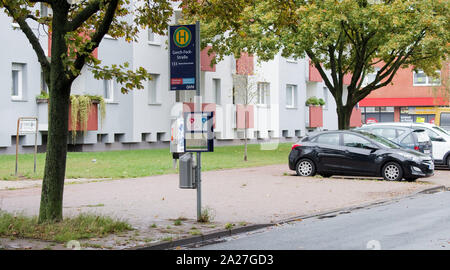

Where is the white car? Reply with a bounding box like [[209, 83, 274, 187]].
[[361, 122, 450, 168]]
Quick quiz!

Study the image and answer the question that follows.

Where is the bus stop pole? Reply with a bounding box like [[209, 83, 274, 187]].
[[196, 152, 201, 220], [195, 21, 202, 221], [15, 118, 20, 176], [34, 118, 38, 173]]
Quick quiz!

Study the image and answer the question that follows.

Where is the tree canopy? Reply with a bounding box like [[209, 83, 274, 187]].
[[1, 0, 174, 91], [183, 0, 450, 129]]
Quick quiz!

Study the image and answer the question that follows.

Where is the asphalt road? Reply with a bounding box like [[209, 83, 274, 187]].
[[194, 190, 450, 250]]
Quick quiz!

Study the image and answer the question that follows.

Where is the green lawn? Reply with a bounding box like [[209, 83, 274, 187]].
[[0, 212, 132, 243], [0, 143, 292, 180]]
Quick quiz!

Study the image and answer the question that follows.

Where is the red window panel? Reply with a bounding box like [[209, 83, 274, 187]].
[[343, 73, 352, 85], [309, 106, 323, 127], [350, 108, 362, 127], [236, 52, 254, 75], [48, 31, 98, 58], [309, 60, 323, 82], [68, 103, 98, 131], [201, 46, 216, 72], [236, 104, 254, 129]]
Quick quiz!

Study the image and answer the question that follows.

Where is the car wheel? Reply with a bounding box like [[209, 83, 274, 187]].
[[296, 159, 316, 177], [382, 162, 403, 181], [447, 156, 450, 170]]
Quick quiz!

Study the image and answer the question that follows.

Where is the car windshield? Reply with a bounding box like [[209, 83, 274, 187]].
[[300, 136, 310, 142], [353, 131, 400, 149], [433, 126, 450, 136]]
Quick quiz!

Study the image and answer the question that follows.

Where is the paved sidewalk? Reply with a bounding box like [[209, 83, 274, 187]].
[[0, 164, 448, 249]]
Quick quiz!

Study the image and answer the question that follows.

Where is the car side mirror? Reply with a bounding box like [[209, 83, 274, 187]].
[[365, 145, 379, 152]]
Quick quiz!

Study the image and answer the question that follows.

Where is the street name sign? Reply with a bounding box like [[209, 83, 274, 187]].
[[15, 117, 39, 175], [19, 118, 38, 135]]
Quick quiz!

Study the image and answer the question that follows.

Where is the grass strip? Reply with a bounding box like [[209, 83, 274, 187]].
[[0, 211, 133, 243], [0, 143, 292, 180]]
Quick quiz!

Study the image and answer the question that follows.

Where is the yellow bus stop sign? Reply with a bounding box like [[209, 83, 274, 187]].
[[173, 26, 192, 48]]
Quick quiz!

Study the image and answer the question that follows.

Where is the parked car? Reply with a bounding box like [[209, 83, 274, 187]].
[[288, 130, 434, 181], [354, 125, 432, 156], [361, 122, 450, 168]]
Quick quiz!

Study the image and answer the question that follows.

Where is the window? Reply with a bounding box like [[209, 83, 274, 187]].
[[315, 133, 340, 146], [257, 82, 270, 105], [379, 107, 394, 112], [372, 128, 397, 140], [424, 128, 442, 142], [11, 63, 25, 100], [286, 84, 297, 108], [174, 10, 183, 24], [232, 87, 236, 104], [362, 132, 399, 148], [103, 79, 114, 102], [40, 3, 48, 17], [413, 70, 441, 86], [147, 29, 160, 45], [148, 30, 155, 42], [433, 126, 450, 135], [416, 131, 430, 143], [401, 134, 414, 145], [364, 107, 377, 113], [343, 134, 374, 149], [148, 74, 160, 104], [396, 129, 406, 136], [363, 67, 380, 86], [370, 128, 383, 137], [440, 113, 450, 129], [12, 69, 21, 98], [323, 87, 329, 110], [213, 78, 221, 105], [41, 70, 48, 93]]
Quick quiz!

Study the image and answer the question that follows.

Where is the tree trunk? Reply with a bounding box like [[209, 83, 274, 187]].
[[337, 106, 353, 130], [244, 110, 248, 162], [38, 4, 71, 223], [244, 135, 248, 161], [38, 81, 71, 223]]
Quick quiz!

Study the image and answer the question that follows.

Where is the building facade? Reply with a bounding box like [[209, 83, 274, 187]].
[[0, 5, 345, 154], [360, 64, 449, 124]]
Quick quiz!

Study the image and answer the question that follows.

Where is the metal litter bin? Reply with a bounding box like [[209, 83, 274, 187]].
[[179, 153, 196, 189]]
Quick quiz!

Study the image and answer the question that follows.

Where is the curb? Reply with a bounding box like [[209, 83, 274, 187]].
[[134, 224, 272, 250], [132, 184, 446, 250]]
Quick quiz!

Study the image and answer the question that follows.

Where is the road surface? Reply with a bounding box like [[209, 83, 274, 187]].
[[194, 190, 450, 250]]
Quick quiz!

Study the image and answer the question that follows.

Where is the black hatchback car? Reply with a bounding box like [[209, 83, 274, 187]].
[[288, 130, 434, 181]]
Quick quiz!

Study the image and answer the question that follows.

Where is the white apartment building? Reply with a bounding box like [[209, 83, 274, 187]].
[[0, 4, 339, 154]]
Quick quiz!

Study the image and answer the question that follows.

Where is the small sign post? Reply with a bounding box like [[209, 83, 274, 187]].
[[16, 117, 38, 176]]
